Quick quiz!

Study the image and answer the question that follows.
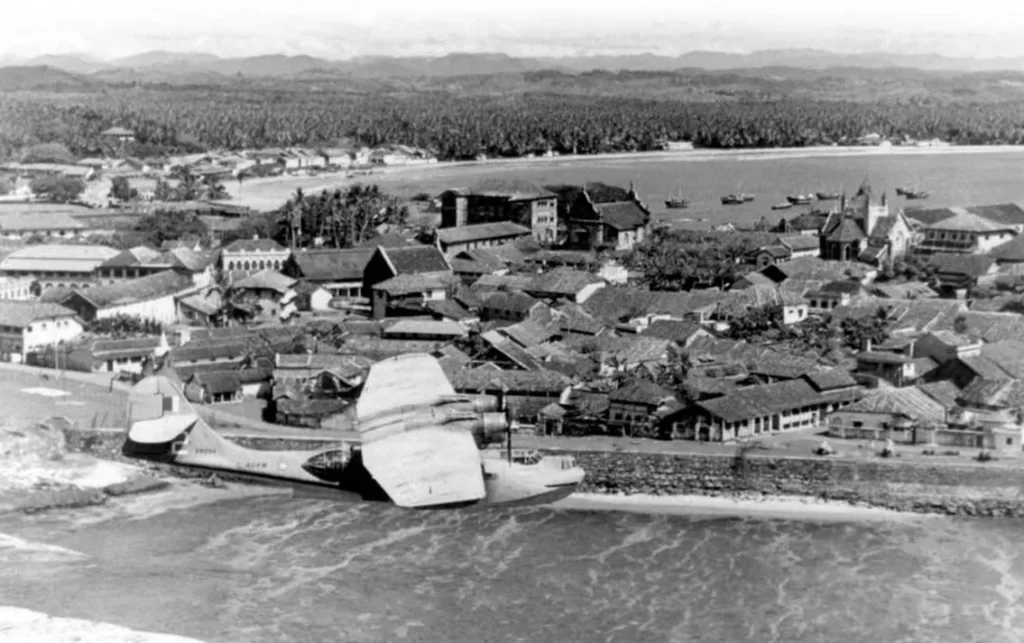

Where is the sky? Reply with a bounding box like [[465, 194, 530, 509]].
[[4, 0, 1024, 60]]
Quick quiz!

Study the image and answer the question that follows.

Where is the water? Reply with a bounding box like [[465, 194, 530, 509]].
[[3, 493, 1024, 642], [243, 148, 1024, 228]]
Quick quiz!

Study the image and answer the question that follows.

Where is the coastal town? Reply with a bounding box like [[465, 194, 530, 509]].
[[2, 134, 1024, 466]]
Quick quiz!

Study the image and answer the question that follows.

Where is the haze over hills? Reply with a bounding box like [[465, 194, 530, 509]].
[[6, 48, 1024, 79]]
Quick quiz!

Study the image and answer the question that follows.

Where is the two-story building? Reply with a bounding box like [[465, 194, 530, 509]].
[[220, 236, 290, 276], [95, 247, 214, 288], [0, 244, 120, 290], [0, 301, 82, 363], [0, 277, 33, 300], [915, 208, 1017, 255], [565, 184, 651, 252], [0, 213, 85, 240], [283, 247, 375, 299], [47, 270, 197, 325], [440, 179, 559, 243]]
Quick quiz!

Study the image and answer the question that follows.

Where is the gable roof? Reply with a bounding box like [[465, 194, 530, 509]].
[[63, 270, 193, 309], [0, 301, 77, 328], [778, 234, 820, 252], [698, 378, 858, 423], [609, 378, 676, 405], [959, 378, 1024, 409], [232, 270, 297, 294], [373, 272, 458, 295], [593, 201, 648, 230], [825, 217, 867, 242], [378, 245, 451, 275], [927, 253, 995, 277], [641, 319, 706, 342], [837, 386, 945, 423], [291, 248, 374, 282], [526, 268, 604, 298], [436, 222, 531, 245], [483, 290, 543, 314]]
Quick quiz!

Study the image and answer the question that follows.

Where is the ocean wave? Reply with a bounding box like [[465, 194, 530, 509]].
[[0, 606, 204, 642]]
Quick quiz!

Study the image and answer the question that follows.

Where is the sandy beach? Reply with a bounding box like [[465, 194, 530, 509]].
[[226, 143, 1024, 211]]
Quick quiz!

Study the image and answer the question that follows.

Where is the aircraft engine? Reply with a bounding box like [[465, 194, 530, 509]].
[[468, 412, 509, 446]]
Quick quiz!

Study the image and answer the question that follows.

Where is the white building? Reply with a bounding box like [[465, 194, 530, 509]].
[[0, 213, 85, 240], [0, 277, 33, 300], [0, 301, 82, 362], [220, 236, 290, 276], [0, 244, 120, 290], [916, 209, 1018, 255], [46, 270, 197, 326]]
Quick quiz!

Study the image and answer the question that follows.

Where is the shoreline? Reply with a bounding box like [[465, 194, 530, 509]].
[[556, 491, 928, 522], [225, 142, 1024, 210]]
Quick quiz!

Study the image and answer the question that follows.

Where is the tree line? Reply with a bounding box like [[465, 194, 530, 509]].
[[4, 88, 1024, 162]]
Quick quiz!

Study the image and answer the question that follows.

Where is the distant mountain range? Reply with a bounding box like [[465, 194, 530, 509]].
[[6, 48, 1024, 80]]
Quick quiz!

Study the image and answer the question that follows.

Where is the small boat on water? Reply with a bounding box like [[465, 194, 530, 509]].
[[786, 194, 813, 205], [816, 191, 841, 201], [771, 202, 793, 211], [740, 193, 755, 202], [721, 194, 744, 205], [665, 184, 689, 209], [903, 189, 929, 200]]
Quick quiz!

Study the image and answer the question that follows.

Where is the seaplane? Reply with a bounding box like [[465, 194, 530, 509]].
[[122, 353, 585, 509]]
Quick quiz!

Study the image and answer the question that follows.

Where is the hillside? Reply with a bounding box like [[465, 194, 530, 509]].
[[0, 66, 97, 92]]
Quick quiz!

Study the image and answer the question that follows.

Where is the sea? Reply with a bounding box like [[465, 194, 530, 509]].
[[3, 492, 1024, 643], [247, 147, 1024, 228]]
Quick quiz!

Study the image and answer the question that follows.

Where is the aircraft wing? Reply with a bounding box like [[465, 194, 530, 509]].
[[355, 353, 456, 421], [360, 427, 485, 508]]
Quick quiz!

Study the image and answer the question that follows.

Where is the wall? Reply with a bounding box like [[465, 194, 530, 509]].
[[24, 316, 84, 356], [99, 295, 178, 326]]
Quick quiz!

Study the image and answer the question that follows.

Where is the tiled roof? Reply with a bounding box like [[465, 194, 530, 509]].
[[471, 274, 535, 292], [979, 340, 1024, 379], [67, 270, 194, 309], [232, 270, 297, 294], [465, 178, 555, 200], [967, 203, 1024, 225], [804, 369, 859, 391], [164, 248, 212, 272], [436, 222, 531, 245], [641, 319, 706, 341], [925, 208, 1016, 232], [99, 246, 163, 269], [291, 248, 374, 282], [959, 378, 1024, 409], [500, 320, 556, 347], [189, 371, 243, 395], [448, 367, 570, 394], [353, 232, 410, 249], [609, 378, 675, 405], [0, 301, 76, 328], [374, 272, 458, 295], [483, 290, 542, 314], [0, 244, 120, 273], [0, 212, 84, 232], [480, 330, 546, 370], [868, 216, 898, 239], [837, 386, 945, 423], [581, 286, 722, 324], [916, 381, 961, 408], [927, 253, 994, 278], [450, 258, 503, 276], [871, 282, 938, 300], [563, 334, 671, 365], [223, 237, 286, 253], [382, 319, 467, 338], [768, 258, 865, 283], [593, 201, 648, 230], [699, 378, 859, 423], [381, 245, 450, 274], [178, 291, 222, 316], [424, 299, 476, 321], [988, 235, 1024, 263], [825, 217, 867, 242], [526, 268, 604, 298], [778, 234, 820, 252]]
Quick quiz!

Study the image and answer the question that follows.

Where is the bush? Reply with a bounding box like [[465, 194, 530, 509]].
[[977, 449, 997, 462]]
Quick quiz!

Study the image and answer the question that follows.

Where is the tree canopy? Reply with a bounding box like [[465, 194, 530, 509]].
[[625, 227, 762, 290], [29, 175, 85, 203], [275, 184, 408, 249]]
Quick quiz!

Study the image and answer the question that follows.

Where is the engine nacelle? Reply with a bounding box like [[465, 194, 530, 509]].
[[436, 395, 499, 413]]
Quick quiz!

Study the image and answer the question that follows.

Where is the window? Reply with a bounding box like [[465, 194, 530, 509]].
[[853, 421, 863, 428]]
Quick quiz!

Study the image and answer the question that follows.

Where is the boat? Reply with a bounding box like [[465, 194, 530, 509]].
[[665, 184, 689, 209], [786, 194, 813, 205], [740, 193, 755, 202], [903, 189, 929, 200], [816, 191, 841, 200], [721, 194, 744, 205], [771, 202, 793, 210]]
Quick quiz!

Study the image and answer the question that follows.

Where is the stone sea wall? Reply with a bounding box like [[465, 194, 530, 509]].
[[569, 450, 1024, 517], [64, 428, 1024, 517]]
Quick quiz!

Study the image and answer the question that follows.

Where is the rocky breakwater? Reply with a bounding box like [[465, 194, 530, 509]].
[[0, 418, 168, 514], [567, 449, 1024, 517]]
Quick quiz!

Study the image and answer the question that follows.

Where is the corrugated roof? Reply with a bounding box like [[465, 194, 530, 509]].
[[0, 301, 76, 328], [0, 244, 120, 273], [382, 319, 466, 338], [437, 222, 532, 245], [0, 213, 84, 231]]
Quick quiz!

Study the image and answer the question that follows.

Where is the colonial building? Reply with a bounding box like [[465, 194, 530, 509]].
[[819, 178, 912, 264], [0, 213, 84, 240], [47, 270, 196, 325], [0, 244, 120, 290], [440, 179, 559, 243], [362, 244, 452, 296], [220, 236, 290, 276], [0, 277, 33, 300], [0, 301, 82, 363], [565, 184, 651, 252], [914, 209, 1017, 256], [283, 248, 375, 299], [96, 247, 214, 287]]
